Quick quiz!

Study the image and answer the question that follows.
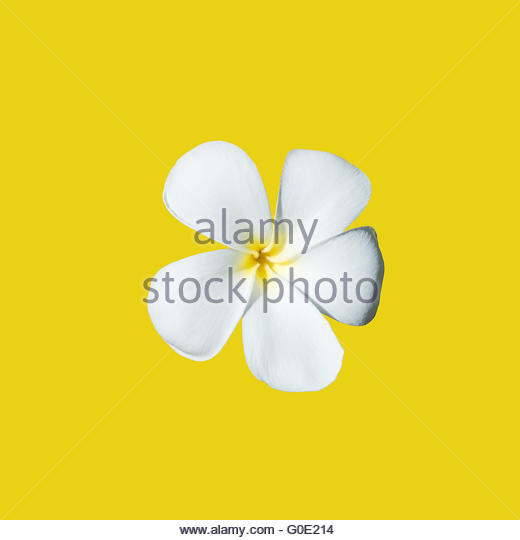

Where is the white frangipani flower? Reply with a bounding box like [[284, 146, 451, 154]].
[[148, 141, 384, 392]]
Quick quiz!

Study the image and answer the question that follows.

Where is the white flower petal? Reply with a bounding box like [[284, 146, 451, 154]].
[[164, 141, 272, 251], [275, 227, 384, 325], [242, 280, 343, 392], [147, 250, 255, 360], [272, 149, 371, 259]]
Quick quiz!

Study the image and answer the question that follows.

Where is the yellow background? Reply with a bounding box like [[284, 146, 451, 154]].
[[1, 0, 519, 519]]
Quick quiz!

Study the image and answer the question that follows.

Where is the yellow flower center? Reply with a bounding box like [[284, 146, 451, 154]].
[[240, 238, 288, 280], [239, 230, 294, 282], [241, 243, 275, 280]]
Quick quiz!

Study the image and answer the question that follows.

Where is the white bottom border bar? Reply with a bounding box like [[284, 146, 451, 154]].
[[0, 520, 519, 539]]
